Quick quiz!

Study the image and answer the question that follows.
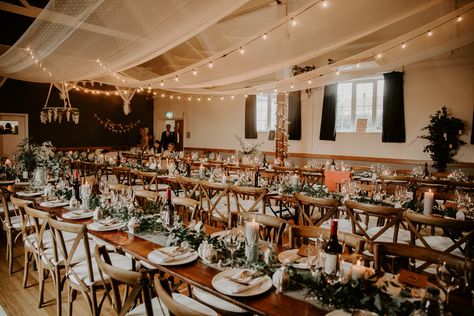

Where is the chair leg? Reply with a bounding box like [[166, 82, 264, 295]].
[[38, 266, 45, 308], [67, 286, 77, 316], [22, 249, 30, 288], [6, 230, 13, 275], [54, 268, 62, 316]]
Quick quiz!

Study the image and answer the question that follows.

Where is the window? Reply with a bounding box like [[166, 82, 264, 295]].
[[256, 93, 277, 132], [335, 77, 384, 132]]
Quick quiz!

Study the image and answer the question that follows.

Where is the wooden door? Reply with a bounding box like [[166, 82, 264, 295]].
[[174, 119, 184, 151]]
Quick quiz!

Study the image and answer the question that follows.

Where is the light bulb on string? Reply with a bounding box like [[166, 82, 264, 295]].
[[401, 42, 407, 49], [220, 96, 224, 100], [160, 81, 164, 87], [239, 47, 245, 54], [170, 95, 174, 99], [231, 95, 235, 99], [456, 15, 462, 22], [335, 70, 340, 75], [376, 53, 382, 59], [177, 96, 181, 100], [197, 97, 201, 101], [188, 97, 191, 101], [290, 18, 296, 26], [307, 79, 312, 84], [161, 93, 165, 98], [321, 0, 328, 8], [245, 94, 248, 98], [208, 61, 214, 68], [356, 62, 361, 68], [207, 97, 211, 101], [192, 69, 197, 76], [174, 75, 179, 82], [427, 30, 433, 37], [262, 33, 268, 40], [290, 83, 294, 89]]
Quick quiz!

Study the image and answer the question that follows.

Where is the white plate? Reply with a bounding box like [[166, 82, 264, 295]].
[[326, 309, 378, 316], [278, 249, 309, 269], [39, 200, 69, 208], [87, 221, 126, 232], [376, 274, 446, 302], [17, 191, 43, 197], [147, 247, 198, 266], [0, 180, 15, 185], [62, 210, 94, 219], [212, 269, 272, 297]]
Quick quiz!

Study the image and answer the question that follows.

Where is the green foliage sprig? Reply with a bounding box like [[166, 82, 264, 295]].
[[283, 184, 342, 201], [420, 106, 466, 171]]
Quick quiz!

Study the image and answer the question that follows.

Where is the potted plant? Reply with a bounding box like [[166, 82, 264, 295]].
[[419, 106, 466, 172]]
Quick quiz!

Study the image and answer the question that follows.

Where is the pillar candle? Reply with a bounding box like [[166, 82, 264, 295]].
[[351, 259, 366, 280], [245, 221, 259, 244], [423, 190, 434, 215]]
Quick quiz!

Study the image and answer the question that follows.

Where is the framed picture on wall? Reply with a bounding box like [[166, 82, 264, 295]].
[[0, 120, 19, 135], [268, 130, 275, 140]]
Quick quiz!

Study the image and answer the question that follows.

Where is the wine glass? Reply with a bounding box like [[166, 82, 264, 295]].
[[224, 229, 241, 268], [307, 241, 321, 277], [436, 260, 461, 305], [99, 180, 109, 195]]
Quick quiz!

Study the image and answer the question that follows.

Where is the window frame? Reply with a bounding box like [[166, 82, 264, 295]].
[[256, 93, 276, 132], [336, 77, 384, 133]]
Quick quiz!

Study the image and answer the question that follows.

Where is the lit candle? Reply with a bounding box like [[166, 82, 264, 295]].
[[443, 133, 447, 140], [245, 220, 260, 244], [351, 259, 366, 280], [459, 129, 462, 135], [423, 189, 434, 216], [449, 144, 453, 149]]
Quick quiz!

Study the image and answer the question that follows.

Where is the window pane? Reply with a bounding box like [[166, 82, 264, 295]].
[[355, 82, 373, 130], [270, 94, 277, 130], [256, 95, 268, 131], [375, 80, 384, 131], [336, 83, 352, 131]]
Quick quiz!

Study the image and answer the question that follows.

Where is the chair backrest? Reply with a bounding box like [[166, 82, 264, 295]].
[[109, 183, 132, 192], [154, 276, 211, 316], [288, 225, 365, 255], [112, 167, 132, 184], [298, 167, 324, 187], [200, 181, 229, 223], [228, 212, 287, 246], [10, 196, 32, 236], [172, 197, 200, 223], [24, 205, 51, 256], [177, 176, 202, 201], [403, 212, 474, 259], [136, 171, 160, 192], [372, 242, 471, 275], [134, 190, 161, 208], [0, 187, 13, 227], [228, 185, 268, 213], [344, 200, 405, 243], [47, 217, 93, 292], [294, 192, 340, 226], [94, 245, 153, 316]]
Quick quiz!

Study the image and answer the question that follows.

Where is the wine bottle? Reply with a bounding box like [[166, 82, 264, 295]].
[[163, 188, 174, 227], [262, 154, 267, 168], [423, 162, 429, 179], [254, 166, 261, 187], [324, 219, 342, 275], [73, 169, 81, 202], [116, 152, 121, 166]]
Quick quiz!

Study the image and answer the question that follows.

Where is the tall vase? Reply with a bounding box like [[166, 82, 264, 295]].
[[33, 167, 48, 188]]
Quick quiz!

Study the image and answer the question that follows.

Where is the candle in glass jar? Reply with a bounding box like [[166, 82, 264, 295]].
[[245, 221, 259, 244], [423, 190, 434, 215], [443, 132, 447, 140], [351, 259, 366, 280]]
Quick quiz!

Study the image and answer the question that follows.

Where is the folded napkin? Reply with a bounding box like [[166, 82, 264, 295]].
[[87, 220, 123, 231], [63, 210, 91, 219], [282, 252, 301, 264], [147, 247, 195, 264], [17, 191, 42, 197], [214, 272, 266, 294], [40, 200, 69, 207]]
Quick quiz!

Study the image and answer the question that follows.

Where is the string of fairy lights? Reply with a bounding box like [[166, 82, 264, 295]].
[[26, 3, 472, 102]]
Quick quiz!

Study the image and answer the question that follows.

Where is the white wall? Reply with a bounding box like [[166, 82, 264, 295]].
[[154, 48, 474, 163]]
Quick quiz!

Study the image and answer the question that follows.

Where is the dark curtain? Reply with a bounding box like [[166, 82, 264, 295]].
[[288, 91, 301, 140], [245, 95, 257, 139], [319, 84, 337, 141], [471, 111, 474, 144], [382, 71, 406, 142]]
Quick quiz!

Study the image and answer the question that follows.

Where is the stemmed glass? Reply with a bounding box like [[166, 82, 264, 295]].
[[307, 240, 321, 277], [99, 180, 109, 195], [224, 229, 242, 268], [436, 260, 461, 305]]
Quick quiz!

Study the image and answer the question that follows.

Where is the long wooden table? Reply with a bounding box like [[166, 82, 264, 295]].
[[12, 192, 325, 316]]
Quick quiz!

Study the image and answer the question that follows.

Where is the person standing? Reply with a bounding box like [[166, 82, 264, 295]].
[[160, 124, 176, 152]]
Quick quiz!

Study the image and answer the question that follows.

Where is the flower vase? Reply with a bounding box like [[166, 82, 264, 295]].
[[32, 167, 48, 188]]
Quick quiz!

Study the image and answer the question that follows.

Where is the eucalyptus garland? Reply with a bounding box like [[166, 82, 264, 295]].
[[290, 271, 420, 315], [283, 184, 342, 200]]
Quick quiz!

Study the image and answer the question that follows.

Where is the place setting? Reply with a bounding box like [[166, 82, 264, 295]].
[[147, 245, 199, 266]]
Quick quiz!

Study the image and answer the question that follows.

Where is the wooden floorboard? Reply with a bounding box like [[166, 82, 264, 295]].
[[0, 232, 117, 316]]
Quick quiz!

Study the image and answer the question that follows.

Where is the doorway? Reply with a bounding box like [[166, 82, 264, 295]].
[[0, 113, 28, 158]]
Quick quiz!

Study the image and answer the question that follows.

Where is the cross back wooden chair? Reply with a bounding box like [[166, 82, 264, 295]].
[[111, 166, 133, 185], [288, 225, 365, 257], [23, 205, 57, 309], [177, 176, 202, 201], [271, 166, 299, 184], [228, 212, 287, 246], [344, 200, 409, 244], [109, 183, 131, 192], [228, 185, 268, 213], [1, 187, 25, 274], [298, 167, 324, 188], [372, 242, 472, 276], [10, 196, 34, 287], [94, 245, 154, 316], [134, 189, 161, 208], [154, 275, 219, 316], [173, 197, 200, 223], [136, 171, 168, 192], [200, 181, 230, 226], [403, 212, 474, 269], [294, 192, 340, 226]]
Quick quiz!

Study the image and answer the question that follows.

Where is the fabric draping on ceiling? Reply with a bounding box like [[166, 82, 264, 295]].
[[0, 0, 249, 83], [115, 87, 137, 115]]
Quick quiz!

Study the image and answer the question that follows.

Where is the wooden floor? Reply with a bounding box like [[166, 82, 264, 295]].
[[0, 231, 117, 316]]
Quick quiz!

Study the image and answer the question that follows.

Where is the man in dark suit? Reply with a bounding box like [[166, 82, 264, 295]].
[[160, 124, 176, 152]]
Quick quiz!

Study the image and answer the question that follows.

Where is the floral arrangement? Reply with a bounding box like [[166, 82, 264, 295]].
[[235, 134, 262, 156], [0, 158, 19, 180], [419, 106, 466, 171], [14, 137, 65, 178]]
